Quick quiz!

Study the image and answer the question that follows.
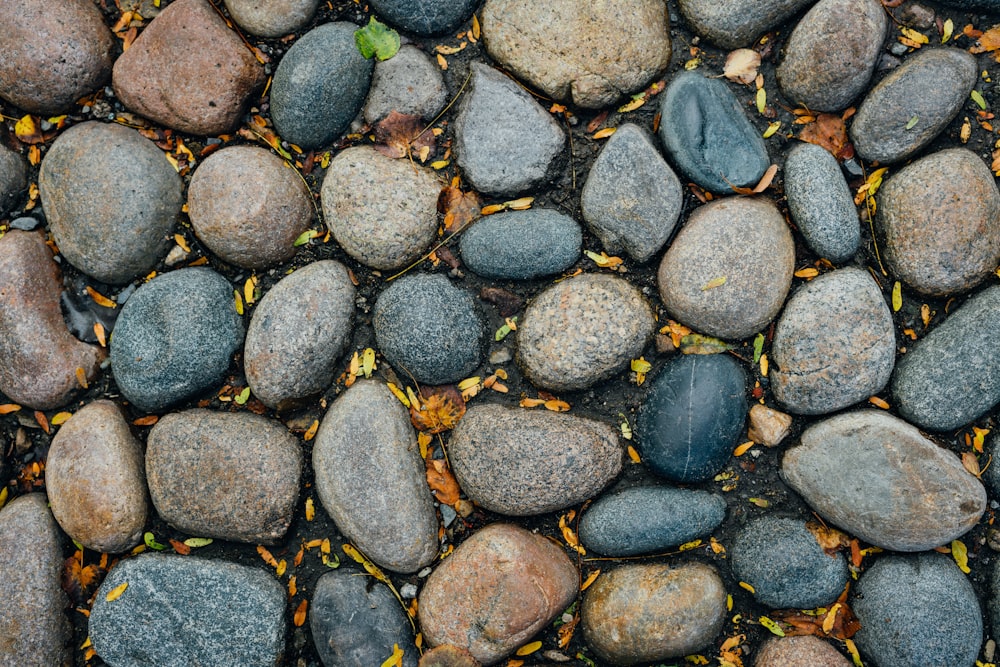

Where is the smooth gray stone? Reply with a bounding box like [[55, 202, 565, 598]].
[[364, 44, 447, 123], [458, 209, 581, 280], [224, 0, 318, 37], [369, 0, 479, 36], [677, 0, 817, 49], [0, 144, 27, 215]]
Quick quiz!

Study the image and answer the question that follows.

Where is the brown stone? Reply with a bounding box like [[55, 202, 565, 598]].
[[755, 636, 851, 667], [419, 646, 482, 667], [747, 404, 793, 446], [0, 231, 103, 410]]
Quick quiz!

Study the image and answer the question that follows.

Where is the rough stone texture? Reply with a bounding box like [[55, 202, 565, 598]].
[[187, 145, 312, 269], [224, 0, 319, 37], [770, 267, 895, 415], [454, 63, 565, 196], [678, 0, 817, 49], [271, 22, 374, 149], [112, 0, 265, 135], [89, 554, 286, 667], [892, 285, 1000, 430], [854, 554, 982, 667], [581, 563, 727, 665], [245, 261, 355, 410], [777, 0, 886, 112], [876, 148, 1000, 296], [313, 381, 438, 573], [321, 146, 440, 271], [147, 410, 302, 544], [449, 404, 622, 516], [936, 0, 1000, 6], [110, 268, 245, 413], [481, 0, 671, 109], [458, 209, 582, 280], [0, 494, 71, 667], [517, 272, 654, 392], [782, 410, 987, 551], [851, 48, 978, 164], [755, 637, 852, 667], [0, 144, 27, 216], [39, 121, 183, 284], [748, 404, 793, 446], [364, 45, 448, 123], [987, 434, 1000, 500], [418, 523, 577, 665], [46, 401, 148, 553], [419, 646, 481, 667], [369, 0, 479, 36], [580, 123, 683, 263], [0, 231, 103, 410], [0, 0, 114, 114], [783, 142, 860, 263], [657, 197, 794, 340]]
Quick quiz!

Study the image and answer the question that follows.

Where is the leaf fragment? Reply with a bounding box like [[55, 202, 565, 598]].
[[679, 333, 731, 355], [723, 48, 761, 85], [293, 599, 308, 626], [305, 497, 315, 521], [972, 89, 988, 110], [752, 333, 765, 364], [426, 458, 461, 505], [381, 644, 405, 667], [354, 17, 400, 61], [763, 121, 781, 138], [105, 582, 129, 602], [516, 641, 542, 656], [701, 276, 727, 290], [759, 616, 785, 637], [904, 115, 919, 130], [234, 387, 251, 405], [756, 87, 767, 114], [892, 281, 902, 312], [293, 229, 320, 246], [952, 539, 971, 573]]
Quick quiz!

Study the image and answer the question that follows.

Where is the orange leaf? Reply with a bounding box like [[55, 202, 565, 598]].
[[257, 545, 279, 568], [798, 113, 852, 159], [75, 366, 89, 390], [304, 420, 319, 441], [438, 184, 482, 234], [806, 521, 851, 554], [86, 286, 116, 308], [293, 599, 308, 626], [410, 385, 466, 434], [132, 415, 159, 426], [557, 613, 580, 648], [544, 399, 571, 412], [426, 458, 461, 505], [0, 404, 21, 415], [305, 497, 315, 521], [373, 111, 436, 161], [35, 411, 49, 434], [169, 539, 191, 555], [94, 322, 107, 347], [288, 575, 297, 597]]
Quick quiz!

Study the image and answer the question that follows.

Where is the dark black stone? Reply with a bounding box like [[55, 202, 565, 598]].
[[458, 209, 581, 280], [369, 0, 479, 36]]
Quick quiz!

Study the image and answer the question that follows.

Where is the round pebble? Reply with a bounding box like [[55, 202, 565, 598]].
[[224, 0, 319, 37], [458, 209, 582, 280], [755, 637, 852, 667], [364, 45, 448, 124], [0, 144, 27, 215], [677, 0, 816, 49], [369, 0, 478, 36]]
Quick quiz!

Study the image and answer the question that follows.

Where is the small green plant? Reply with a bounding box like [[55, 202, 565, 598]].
[[355, 17, 400, 61]]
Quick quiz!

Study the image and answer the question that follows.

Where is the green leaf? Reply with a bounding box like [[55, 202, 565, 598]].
[[972, 89, 987, 110], [905, 115, 918, 130], [752, 333, 765, 364], [680, 333, 731, 355], [144, 531, 167, 551], [184, 537, 214, 548], [355, 17, 400, 61], [759, 616, 786, 637], [495, 316, 517, 341], [235, 387, 251, 405], [323, 553, 340, 568], [293, 229, 320, 247]]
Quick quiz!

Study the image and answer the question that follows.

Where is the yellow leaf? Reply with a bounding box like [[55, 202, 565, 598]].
[[630, 357, 652, 374], [943, 18, 954, 43], [900, 26, 929, 44], [739, 581, 756, 593], [305, 497, 315, 521], [506, 196, 534, 211], [471, 13, 481, 39], [679, 539, 702, 551], [75, 366, 89, 390], [234, 290, 244, 316], [244, 276, 257, 306], [701, 276, 727, 290], [362, 348, 376, 378], [276, 559, 287, 577], [973, 427, 990, 453], [617, 96, 646, 113], [50, 412, 72, 426], [734, 441, 755, 456], [759, 616, 785, 637], [173, 233, 190, 253], [436, 43, 466, 55], [516, 641, 542, 656], [794, 267, 819, 279], [14, 115, 40, 142], [386, 382, 410, 407], [105, 582, 128, 602], [845, 639, 863, 667], [592, 127, 616, 140], [342, 543, 392, 587], [581, 569, 601, 591], [759, 353, 768, 376], [304, 419, 319, 441], [763, 121, 781, 138], [0, 487, 8, 511], [756, 87, 767, 114], [381, 644, 405, 667], [892, 281, 902, 312], [430, 159, 449, 169], [823, 603, 841, 634]]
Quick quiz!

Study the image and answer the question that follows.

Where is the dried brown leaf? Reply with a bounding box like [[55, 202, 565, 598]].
[[798, 113, 851, 159], [373, 111, 436, 161], [723, 48, 761, 85], [409, 385, 466, 434], [426, 458, 461, 505], [438, 184, 482, 233]]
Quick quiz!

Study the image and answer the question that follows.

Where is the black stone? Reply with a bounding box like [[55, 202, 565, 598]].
[[369, 0, 479, 36], [458, 209, 581, 280]]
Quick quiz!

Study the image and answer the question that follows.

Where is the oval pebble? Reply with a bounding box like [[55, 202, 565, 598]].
[[458, 209, 582, 280], [0, 143, 27, 215], [677, 0, 816, 49], [755, 637, 852, 667], [224, 0, 318, 37], [364, 44, 447, 124], [369, 0, 478, 36]]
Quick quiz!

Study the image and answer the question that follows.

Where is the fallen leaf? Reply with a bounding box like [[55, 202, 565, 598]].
[[806, 521, 851, 554], [354, 16, 400, 61], [183, 537, 213, 548], [169, 539, 191, 555], [426, 458, 461, 505], [516, 641, 542, 656], [972, 89, 988, 110], [723, 48, 761, 84], [581, 569, 601, 591], [305, 497, 315, 521], [410, 385, 466, 434], [892, 281, 902, 312], [374, 111, 436, 161], [763, 121, 781, 138], [257, 545, 279, 568], [952, 539, 971, 573], [759, 616, 785, 637], [438, 183, 482, 233], [0, 404, 21, 415], [592, 127, 616, 139], [293, 599, 308, 626], [798, 113, 851, 159], [105, 582, 128, 602], [62, 555, 102, 603], [86, 286, 116, 308], [144, 531, 167, 550], [962, 451, 982, 477], [701, 276, 727, 290], [680, 333, 731, 355], [381, 644, 405, 667]]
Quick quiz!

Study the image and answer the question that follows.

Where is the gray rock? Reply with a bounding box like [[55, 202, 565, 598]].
[[224, 0, 318, 37], [454, 63, 565, 196], [373, 274, 484, 386], [579, 485, 726, 557], [39, 121, 183, 284], [313, 381, 438, 573], [783, 143, 860, 263], [657, 197, 794, 340], [782, 410, 986, 551], [271, 22, 374, 149], [110, 268, 245, 413], [458, 209, 581, 280], [755, 636, 852, 667], [517, 272, 654, 392], [851, 48, 978, 164], [0, 144, 27, 215], [677, 0, 817, 49], [245, 261, 355, 410], [370, 0, 478, 35], [89, 554, 286, 667], [936, 0, 1000, 6], [854, 554, 981, 667], [364, 45, 448, 124], [985, 434, 1000, 500], [770, 268, 895, 415], [580, 123, 683, 263], [990, 558, 1000, 639]]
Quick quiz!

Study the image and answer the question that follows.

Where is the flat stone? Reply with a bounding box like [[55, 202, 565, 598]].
[[748, 404, 793, 446], [224, 0, 318, 37], [313, 381, 438, 573], [580, 123, 683, 263], [782, 410, 987, 551], [517, 272, 654, 392], [39, 121, 183, 284], [0, 144, 27, 215], [369, 0, 478, 36], [46, 401, 148, 553], [755, 637, 852, 667], [458, 209, 581, 280], [418, 523, 577, 665], [364, 45, 448, 124], [677, 0, 817, 49], [89, 554, 286, 666]]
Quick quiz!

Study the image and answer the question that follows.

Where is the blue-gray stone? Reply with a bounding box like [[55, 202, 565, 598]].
[[0, 144, 26, 216], [89, 553, 286, 667], [270, 22, 374, 150], [363, 44, 447, 124], [579, 485, 726, 557], [677, 0, 817, 49], [370, 0, 479, 36], [854, 553, 982, 667], [658, 71, 769, 194], [635, 354, 748, 483], [730, 516, 849, 610], [458, 209, 581, 280], [110, 268, 244, 413], [990, 558, 1000, 639]]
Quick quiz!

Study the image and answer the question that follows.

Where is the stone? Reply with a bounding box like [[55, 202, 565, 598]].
[[0, 494, 71, 666], [364, 45, 448, 124], [89, 554, 286, 666], [517, 272, 654, 392], [678, 0, 817, 49], [110, 268, 245, 413], [578, 485, 726, 557], [0, 0, 114, 114], [782, 410, 986, 551], [245, 261, 355, 410], [776, 0, 886, 112], [783, 142, 860, 263], [636, 354, 748, 483], [986, 434, 1000, 500], [854, 554, 982, 667], [46, 401, 148, 553], [657, 197, 794, 340], [454, 63, 565, 196], [112, 0, 265, 135], [755, 637, 852, 667], [581, 563, 727, 665], [458, 209, 582, 280], [418, 523, 577, 665], [747, 404, 793, 446], [580, 123, 683, 263], [39, 121, 183, 284], [369, 0, 478, 36], [851, 48, 977, 164], [481, 0, 671, 109], [448, 403, 622, 516], [313, 381, 438, 573], [187, 145, 313, 269], [321, 146, 441, 271], [770, 268, 895, 415], [310, 570, 418, 667], [876, 148, 1000, 296], [373, 274, 485, 387], [658, 72, 770, 194], [936, 0, 1000, 6], [224, 0, 319, 37], [0, 144, 27, 215], [271, 22, 374, 149], [419, 646, 481, 667]]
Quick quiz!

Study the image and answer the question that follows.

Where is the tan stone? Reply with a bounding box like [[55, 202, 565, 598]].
[[748, 404, 793, 446], [755, 636, 851, 667]]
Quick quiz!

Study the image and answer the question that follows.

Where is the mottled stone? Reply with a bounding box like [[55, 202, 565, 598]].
[[747, 404, 793, 446], [755, 637, 852, 667], [364, 45, 448, 124], [369, 0, 479, 36], [0, 144, 27, 215], [678, 0, 817, 49], [419, 646, 481, 667], [458, 209, 581, 280], [224, 0, 319, 37]]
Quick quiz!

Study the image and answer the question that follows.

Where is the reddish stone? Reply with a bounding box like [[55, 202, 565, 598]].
[[418, 645, 481, 667], [755, 636, 852, 667]]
